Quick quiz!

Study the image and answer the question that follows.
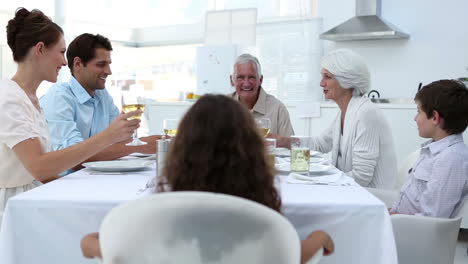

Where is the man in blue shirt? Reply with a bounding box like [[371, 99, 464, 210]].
[[40, 33, 160, 174]]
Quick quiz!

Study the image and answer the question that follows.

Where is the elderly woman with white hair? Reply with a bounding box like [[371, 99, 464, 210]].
[[275, 49, 397, 189]]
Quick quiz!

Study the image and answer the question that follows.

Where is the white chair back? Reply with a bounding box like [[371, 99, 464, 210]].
[[99, 191, 302, 264], [391, 214, 461, 264], [396, 149, 420, 190], [454, 196, 468, 229]]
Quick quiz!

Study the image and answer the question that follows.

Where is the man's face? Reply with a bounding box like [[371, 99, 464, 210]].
[[75, 48, 112, 95], [230, 62, 262, 103]]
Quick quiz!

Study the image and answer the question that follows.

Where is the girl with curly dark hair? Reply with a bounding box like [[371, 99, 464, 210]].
[[157, 94, 280, 210], [82, 94, 333, 262]]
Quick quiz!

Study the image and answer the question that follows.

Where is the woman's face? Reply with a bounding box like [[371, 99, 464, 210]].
[[320, 69, 349, 101], [41, 35, 67, 83]]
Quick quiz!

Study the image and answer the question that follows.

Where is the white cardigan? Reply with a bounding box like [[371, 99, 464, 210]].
[[310, 96, 397, 189]]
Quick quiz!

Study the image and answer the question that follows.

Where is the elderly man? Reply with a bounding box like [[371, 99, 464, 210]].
[[40, 33, 161, 175], [229, 54, 294, 136]]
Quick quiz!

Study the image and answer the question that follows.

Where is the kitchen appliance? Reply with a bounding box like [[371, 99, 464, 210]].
[[320, 0, 409, 41]]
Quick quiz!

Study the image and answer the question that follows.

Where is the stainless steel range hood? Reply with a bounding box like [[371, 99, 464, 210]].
[[320, 0, 409, 41]]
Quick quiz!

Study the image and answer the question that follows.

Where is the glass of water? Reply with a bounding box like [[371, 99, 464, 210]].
[[290, 136, 310, 175], [265, 138, 276, 169]]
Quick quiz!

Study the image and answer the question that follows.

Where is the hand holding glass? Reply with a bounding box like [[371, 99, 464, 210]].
[[122, 92, 146, 146], [255, 118, 271, 137]]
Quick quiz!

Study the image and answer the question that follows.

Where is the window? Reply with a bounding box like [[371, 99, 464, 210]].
[[108, 44, 199, 102]]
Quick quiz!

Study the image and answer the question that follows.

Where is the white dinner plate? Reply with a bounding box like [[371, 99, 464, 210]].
[[129, 152, 154, 157], [83, 160, 154, 172], [274, 148, 321, 157], [310, 157, 326, 163], [280, 157, 326, 164], [275, 163, 334, 174], [274, 147, 290, 157]]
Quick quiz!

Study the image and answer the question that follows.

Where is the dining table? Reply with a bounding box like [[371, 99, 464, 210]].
[[0, 156, 397, 264]]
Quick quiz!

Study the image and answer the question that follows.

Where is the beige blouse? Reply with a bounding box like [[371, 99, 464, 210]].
[[0, 79, 50, 187]]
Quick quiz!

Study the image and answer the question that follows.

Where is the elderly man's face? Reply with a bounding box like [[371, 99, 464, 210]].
[[231, 62, 263, 103]]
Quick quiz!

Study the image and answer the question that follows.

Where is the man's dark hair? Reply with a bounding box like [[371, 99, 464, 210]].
[[415, 79, 468, 134], [66, 33, 112, 75]]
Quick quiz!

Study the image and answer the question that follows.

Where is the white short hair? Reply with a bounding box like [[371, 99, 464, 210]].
[[321, 49, 370, 96], [232, 54, 262, 78]]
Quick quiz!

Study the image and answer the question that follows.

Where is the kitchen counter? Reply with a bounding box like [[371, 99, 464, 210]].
[[320, 100, 416, 109]]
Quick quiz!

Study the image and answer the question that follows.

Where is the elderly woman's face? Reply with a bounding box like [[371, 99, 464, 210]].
[[320, 69, 349, 101]]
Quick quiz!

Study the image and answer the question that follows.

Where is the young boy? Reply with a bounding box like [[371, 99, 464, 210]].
[[391, 79, 468, 217]]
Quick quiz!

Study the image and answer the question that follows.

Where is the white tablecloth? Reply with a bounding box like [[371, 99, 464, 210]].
[[0, 166, 397, 264]]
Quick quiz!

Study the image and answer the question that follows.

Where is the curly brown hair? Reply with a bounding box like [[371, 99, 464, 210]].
[[157, 94, 281, 212]]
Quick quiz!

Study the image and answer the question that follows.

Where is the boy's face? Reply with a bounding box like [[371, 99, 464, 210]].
[[414, 102, 438, 138]]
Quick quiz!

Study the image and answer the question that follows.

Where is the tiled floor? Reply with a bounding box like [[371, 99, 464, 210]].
[[455, 229, 468, 264]]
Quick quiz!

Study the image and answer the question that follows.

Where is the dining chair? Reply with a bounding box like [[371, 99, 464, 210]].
[[366, 148, 421, 208], [391, 214, 461, 264], [453, 197, 468, 229], [453, 197, 468, 254], [98, 191, 322, 264]]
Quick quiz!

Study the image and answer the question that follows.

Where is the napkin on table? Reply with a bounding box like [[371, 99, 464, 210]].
[[287, 171, 356, 186]]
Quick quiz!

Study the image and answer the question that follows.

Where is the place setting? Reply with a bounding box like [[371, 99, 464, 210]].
[[82, 160, 155, 174], [121, 153, 157, 160], [274, 136, 356, 186]]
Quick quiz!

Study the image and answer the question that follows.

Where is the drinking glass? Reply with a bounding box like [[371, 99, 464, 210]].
[[121, 92, 146, 146], [163, 119, 179, 137], [255, 117, 271, 137], [265, 138, 277, 169], [290, 136, 310, 175]]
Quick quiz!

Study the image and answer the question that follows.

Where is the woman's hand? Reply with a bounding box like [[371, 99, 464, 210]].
[[80, 232, 101, 259], [105, 110, 142, 144], [319, 232, 335, 256], [301, 230, 334, 263]]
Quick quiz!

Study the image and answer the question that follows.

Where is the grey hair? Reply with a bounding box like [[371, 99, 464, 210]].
[[321, 49, 370, 96], [232, 53, 262, 78]]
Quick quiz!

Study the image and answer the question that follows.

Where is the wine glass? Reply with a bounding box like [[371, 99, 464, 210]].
[[163, 119, 179, 137], [255, 117, 271, 137], [121, 91, 146, 146]]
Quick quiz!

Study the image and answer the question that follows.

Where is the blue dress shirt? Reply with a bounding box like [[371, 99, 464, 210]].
[[40, 76, 119, 151]]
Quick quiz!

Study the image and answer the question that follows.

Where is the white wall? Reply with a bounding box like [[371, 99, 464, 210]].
[[318, 0, 468, 99]]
